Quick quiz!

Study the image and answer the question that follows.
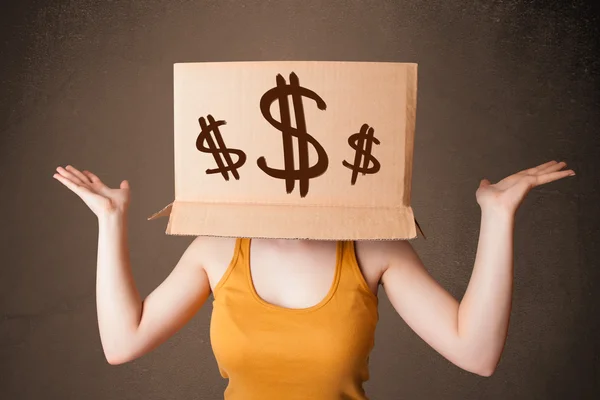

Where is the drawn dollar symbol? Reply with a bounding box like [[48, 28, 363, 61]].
[[196, 114, 247, 181], [257, 72, 329, 198], [342, 123, 381, 185]]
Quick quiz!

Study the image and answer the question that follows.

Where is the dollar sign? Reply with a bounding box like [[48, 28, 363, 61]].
[[196, 114, 247, 181], [257, 72, 329, 198], [342, 123, 381, 185]]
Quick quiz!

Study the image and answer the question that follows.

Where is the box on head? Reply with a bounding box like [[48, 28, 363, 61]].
[[148, 61, 425, 241]]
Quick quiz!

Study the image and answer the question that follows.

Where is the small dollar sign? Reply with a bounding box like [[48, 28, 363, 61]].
[[342, 123, 381, 185], [257, 72, 329, 198], [196, 114, 247, 181]]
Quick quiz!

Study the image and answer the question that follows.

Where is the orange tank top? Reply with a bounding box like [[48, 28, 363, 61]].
[[209, 238, 379, 399]]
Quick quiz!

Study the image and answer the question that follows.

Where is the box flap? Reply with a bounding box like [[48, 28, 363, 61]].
[[147, 202, 173, 220], [148, 200, 426, 240]]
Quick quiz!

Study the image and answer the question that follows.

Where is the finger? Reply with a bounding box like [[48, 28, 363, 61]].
[[66, 165, 92, 184], [518, 160, 558, 175], [53, 173, 93, 198], [82, 170, 108, 188], [56, 166, 85, 186], [537, 161, 567, 175], [534, 169, 575, 186]]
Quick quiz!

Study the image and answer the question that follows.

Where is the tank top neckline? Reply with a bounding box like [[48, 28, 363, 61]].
[[242, 238, 343, 314]]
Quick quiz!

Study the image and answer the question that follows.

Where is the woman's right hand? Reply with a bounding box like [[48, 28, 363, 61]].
[[53, 165, 131, 218]]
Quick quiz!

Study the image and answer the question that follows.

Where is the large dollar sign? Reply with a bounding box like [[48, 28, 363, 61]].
[[342, 123, 381, 185], [196, 114, 247, 181], [257, 72, 329, 198]]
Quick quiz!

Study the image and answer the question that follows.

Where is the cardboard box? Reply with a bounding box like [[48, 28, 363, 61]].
[[148, 61, 425, 240]]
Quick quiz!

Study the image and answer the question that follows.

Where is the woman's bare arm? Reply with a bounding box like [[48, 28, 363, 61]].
[[375, 211, 513, 377], [374, 160, 574, 376], [97, 213, 211, 365], [53, 165, 211, 365]]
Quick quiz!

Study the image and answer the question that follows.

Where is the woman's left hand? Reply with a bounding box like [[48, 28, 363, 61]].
[[476, 160, 576, 215]]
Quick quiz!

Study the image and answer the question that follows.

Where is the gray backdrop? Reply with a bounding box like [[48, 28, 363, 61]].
[[1, 0, 598, 399]]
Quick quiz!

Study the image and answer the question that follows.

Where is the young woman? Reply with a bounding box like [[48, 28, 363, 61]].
[[52, 160, 575, 399]]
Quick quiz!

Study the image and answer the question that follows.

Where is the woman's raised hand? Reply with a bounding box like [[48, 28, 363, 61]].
[[475, 160, 575, 215], [53, 165, 131, 218]]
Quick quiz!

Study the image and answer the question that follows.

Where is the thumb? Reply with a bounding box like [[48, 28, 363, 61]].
[[120, 180, 130, 190], [479, 178, 491, 187]]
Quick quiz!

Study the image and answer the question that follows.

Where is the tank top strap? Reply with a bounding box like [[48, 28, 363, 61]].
[[212, 237, 244, 298], [338, 240, 379, 301]]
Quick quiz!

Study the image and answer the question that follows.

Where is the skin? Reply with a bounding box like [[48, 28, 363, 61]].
[[52, 160, 575, 377]]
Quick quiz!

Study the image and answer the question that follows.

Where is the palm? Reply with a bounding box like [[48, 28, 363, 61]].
[[476, 160, 575, 214], [53, 165, 130, 217]]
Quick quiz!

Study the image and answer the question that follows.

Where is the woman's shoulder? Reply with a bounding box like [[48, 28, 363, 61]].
[[354, 240, 417, 272], [187, 236, 238, 265]]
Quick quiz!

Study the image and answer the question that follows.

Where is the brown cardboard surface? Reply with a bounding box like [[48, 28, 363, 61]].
[[148, 61, 425, 240]]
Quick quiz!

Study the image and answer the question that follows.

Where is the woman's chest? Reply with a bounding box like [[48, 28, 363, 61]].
[[203, 240, 383, 309]]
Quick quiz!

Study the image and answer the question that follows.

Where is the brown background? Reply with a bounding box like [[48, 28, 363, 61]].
[[1, 0, 599, 399]]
